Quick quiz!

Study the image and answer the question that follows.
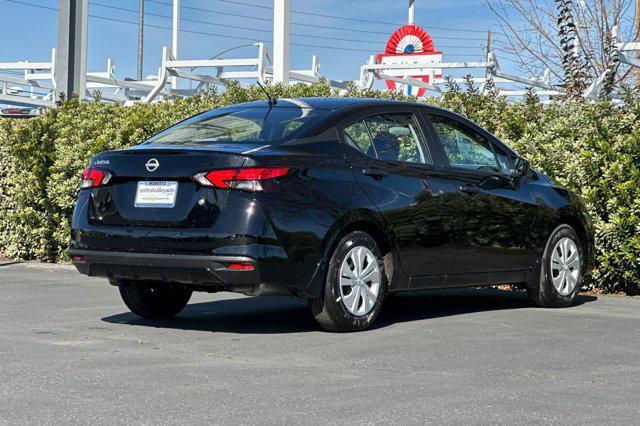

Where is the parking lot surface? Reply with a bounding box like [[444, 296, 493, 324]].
[[1, 261, 639, 424]]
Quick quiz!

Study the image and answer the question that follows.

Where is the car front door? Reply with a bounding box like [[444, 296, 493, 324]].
[[340, 108, 459, 282], [426, 113, 539, 277]]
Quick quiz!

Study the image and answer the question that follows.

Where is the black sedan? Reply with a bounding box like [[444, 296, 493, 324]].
[[70, 98, 594, 332]]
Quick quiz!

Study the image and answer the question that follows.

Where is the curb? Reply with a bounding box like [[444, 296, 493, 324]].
[[0, 258, 76, 271]]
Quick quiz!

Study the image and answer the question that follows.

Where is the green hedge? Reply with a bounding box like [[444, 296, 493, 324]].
[[0, 81, 638, 294]]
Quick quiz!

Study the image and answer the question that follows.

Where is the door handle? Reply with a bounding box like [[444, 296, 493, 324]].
[[460, 184, 482, 195], [363, 168, 388, 179]]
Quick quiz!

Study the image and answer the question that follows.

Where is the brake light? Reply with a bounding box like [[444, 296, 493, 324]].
[[194, 167, 290, 191], [81, 167, 112, 189], [226, 262, 255, 271]]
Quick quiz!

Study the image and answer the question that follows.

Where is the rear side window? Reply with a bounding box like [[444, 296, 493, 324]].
[[145, 107, 328, 146], [343, 113, 431, 165], [429, 115, 501, 173], [344, 121, 373, 154]]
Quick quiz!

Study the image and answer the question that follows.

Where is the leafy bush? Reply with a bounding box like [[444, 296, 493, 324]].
[[0, 81, 638, 294]]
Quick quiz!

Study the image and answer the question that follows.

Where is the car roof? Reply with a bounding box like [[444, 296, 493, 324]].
[[226, 97, 429, 111]]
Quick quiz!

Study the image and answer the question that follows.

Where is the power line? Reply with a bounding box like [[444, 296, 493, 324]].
[[204, 0, 489, 33], [5, 0, 56, 12], [207, 0, 272, 11], [90, 2, 484, 49], [145, 0, 490, 40], [147, 0, 272, 22], [94, 2, 381, 44], [0, 1, 314, 52], [99, 15, 483, 56], [3, 0, 487, 56]]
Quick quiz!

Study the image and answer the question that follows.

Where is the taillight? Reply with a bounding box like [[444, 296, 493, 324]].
[[80, 166, 112, 189], [193, 167, 290, 191], [226, 262, 255, 271]]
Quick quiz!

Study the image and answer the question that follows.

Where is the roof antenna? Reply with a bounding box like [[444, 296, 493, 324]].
[[256, 80, 277, 107]]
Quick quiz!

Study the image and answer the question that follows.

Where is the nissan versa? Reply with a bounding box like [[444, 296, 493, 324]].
[[70, 98, 594, 332]]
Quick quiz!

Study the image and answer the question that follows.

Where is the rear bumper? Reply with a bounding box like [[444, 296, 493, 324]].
[[70, 249, 261, 290], [70, 188, 331, 297]]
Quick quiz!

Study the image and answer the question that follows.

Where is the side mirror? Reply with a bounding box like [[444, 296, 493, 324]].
[[478, 175, 505, 190], [510, 157, 530, 178]]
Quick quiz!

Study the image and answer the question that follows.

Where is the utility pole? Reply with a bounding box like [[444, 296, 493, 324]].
[[486, 29, 492, 57], [408, 0, 415, 25], [55, 0, 89, 99], [137, 0, 144, 81], [273, 0, 290, 85], [172, 0, 180, 88]]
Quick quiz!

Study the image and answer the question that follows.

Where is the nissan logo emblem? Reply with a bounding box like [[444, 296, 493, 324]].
[[145, 158, 160, 172]]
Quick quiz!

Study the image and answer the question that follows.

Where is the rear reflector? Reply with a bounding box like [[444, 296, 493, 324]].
[[194, 167, 290, 191], [71, 255, 86, 262], [81, 166, 112, 189], [226, 262, 255, 271]]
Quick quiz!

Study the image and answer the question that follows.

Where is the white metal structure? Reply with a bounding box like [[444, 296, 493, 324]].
[[172, 0, 180, 89], [1, 0, 637, 108], [583, 25, 632, 100], [0, 43, 346, 107], [0, 49, 57, 108], [408, 0, 415, 25], [614, 26, 640, 66], [359, 52, 562, 100], [273, 0, 291, 85], [142, 43, 347, 104]]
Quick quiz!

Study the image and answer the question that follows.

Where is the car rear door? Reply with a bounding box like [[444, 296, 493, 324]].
[[339, 107, 459, 281], [425, 112, 538, 277]]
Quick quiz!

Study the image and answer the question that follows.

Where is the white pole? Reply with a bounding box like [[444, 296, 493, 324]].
[[172, 0, 180, 88], [273, 0, 291, 85], [408, 0, 415, 25]]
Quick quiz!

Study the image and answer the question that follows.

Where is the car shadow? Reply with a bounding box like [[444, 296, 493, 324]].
[[101, 288, 598, 334]]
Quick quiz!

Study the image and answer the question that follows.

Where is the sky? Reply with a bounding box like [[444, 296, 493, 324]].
[[0, 0, 508, 91]]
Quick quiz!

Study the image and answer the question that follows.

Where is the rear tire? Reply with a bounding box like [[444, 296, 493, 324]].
[[527, 224, 583, 308], [310, 231, 387, 332], [118, 282, 192, 319]]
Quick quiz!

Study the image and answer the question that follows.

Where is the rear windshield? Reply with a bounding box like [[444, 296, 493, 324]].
[[144, 107, 328, 146]]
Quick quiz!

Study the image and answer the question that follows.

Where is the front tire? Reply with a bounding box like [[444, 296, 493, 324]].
[[118, 282, 192, 319], [310, 231, 387, 332], [528, 224, 584, 308]]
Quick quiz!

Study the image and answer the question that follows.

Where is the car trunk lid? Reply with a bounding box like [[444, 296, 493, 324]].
[[86, 147, 251, 228]]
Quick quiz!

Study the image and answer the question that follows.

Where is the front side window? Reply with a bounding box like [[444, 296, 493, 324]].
[[343, 113, 431, 164], [429, 115, 500, 173], [145, 107, 328, 146]]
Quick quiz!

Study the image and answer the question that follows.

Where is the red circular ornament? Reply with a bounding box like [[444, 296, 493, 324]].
[[385, 25, 436, 55]]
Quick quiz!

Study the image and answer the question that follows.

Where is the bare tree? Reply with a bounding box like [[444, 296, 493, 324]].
[[487, 0, 633, 90]]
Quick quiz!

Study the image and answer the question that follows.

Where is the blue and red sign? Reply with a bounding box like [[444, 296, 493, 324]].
[[377, 25, 442, 97]]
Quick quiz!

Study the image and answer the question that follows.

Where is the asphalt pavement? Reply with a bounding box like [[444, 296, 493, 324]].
[[1, 260, 639, 424]]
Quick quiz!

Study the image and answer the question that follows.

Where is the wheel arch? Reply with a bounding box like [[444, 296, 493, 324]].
[[552, 215, 588, 252], [548, 201, 595, 271], [528, 217, 581, 290], [299, 209, 403, 298]]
